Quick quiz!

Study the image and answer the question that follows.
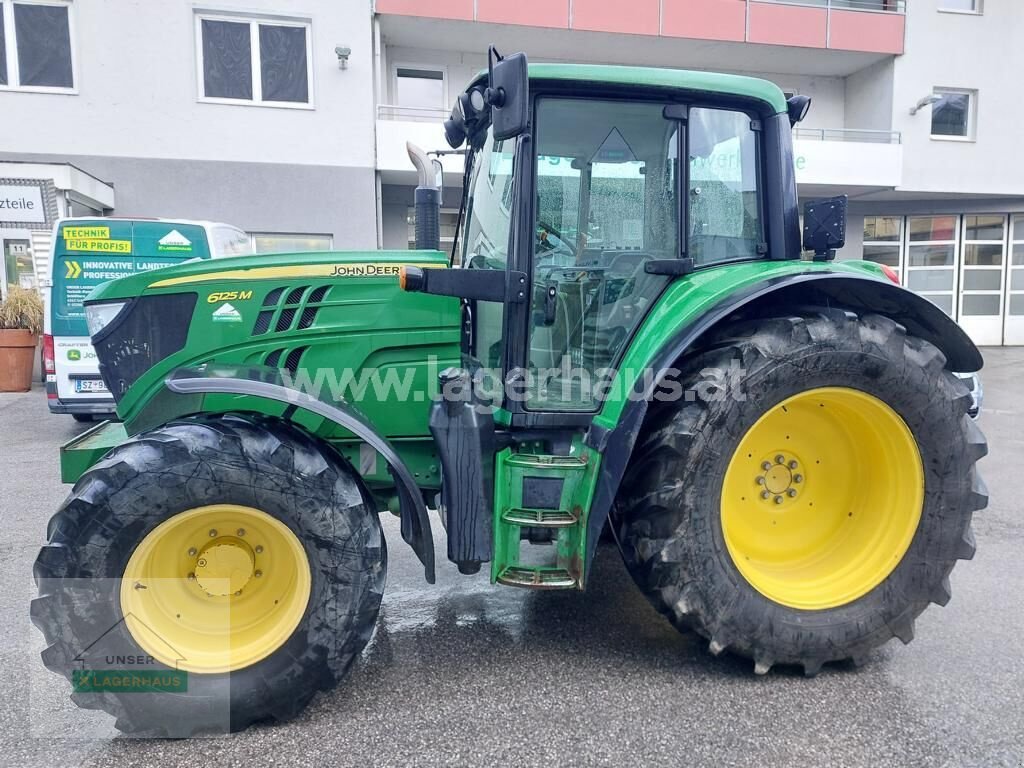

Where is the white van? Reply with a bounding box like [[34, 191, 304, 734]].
[[44, 218, 251, 420]]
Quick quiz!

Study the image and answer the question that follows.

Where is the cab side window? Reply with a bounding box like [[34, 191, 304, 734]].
[[688, 107, 763, 265]]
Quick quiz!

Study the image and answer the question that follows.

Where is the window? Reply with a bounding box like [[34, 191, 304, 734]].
[[689, 107, 763, 265], [196, 13, 311, 107], [211, 226, 254, 258], [906, 215, 959, 316], [0, 1, 75, 91], [528, 97, 679, 410], [1009, 216, 1024, 320], [251, 233, 332, 254], [394, 66, 445, 109], [931, 89, 975, 139], [939, 0, 981, 12], [863, 215, 903, 276], [959, 215, 1005, 317]]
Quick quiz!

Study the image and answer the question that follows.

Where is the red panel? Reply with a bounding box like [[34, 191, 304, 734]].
[[374, 0, 474, 21], [477, 0, 570, 28], [571, 0, 660, 36], [748, 2, 827, 49], [828, 9, 904, 54], [663, 0, 745, 42]]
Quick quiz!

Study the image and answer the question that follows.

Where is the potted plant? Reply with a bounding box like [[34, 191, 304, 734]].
[[0, 286, 44, 392]]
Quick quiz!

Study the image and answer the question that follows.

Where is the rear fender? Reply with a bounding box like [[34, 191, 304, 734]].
[[162, 365, 435, 583], [583, 272, 982, 574]]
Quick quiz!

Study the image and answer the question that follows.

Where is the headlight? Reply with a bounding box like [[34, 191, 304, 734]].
[[85, 301, 129, 338]]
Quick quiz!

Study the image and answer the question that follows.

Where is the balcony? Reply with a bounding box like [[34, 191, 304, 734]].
[[374, 0, 905, 55]]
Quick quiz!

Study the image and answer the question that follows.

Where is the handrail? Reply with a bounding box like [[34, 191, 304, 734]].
[[795, 127, 902, 144], [752, 0, 906, 13], [377, 104, 450, 121]]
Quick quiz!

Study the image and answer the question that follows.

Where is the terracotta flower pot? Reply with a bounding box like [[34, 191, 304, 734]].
[[0, 329, 39, 392]]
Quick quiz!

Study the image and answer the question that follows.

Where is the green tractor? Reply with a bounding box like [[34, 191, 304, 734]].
[[34, 50, 987, 736]]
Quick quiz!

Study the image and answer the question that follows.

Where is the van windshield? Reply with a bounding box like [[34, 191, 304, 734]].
[[51, 220, 212, 337]]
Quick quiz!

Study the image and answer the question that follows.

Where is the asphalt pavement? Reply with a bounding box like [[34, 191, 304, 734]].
[[1, 348, 1022, 767]]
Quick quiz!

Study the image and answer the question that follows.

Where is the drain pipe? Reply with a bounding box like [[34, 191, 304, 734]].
[[407, 142, 443, 251]]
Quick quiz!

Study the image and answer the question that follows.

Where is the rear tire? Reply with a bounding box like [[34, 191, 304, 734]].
[[613, 307, 988, 675], [32, 414, 386, 735]]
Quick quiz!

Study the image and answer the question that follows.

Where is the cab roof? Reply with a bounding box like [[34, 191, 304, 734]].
[[474, 62, 788, 115]]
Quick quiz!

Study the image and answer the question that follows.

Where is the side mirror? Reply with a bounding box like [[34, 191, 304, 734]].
[[802, 195, 847, 261], [486, 47, 529, 141], [787, 95, 812, 126]]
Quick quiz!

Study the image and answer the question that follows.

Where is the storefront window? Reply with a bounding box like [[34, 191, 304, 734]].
[[863, 216, 902, 274], [960, 215, 1005, 317], [251, 233, 332, 254], [906, 215, 958, 317]]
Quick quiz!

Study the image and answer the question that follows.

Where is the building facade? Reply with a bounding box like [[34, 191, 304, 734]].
[[2, 0, 1022, 344]]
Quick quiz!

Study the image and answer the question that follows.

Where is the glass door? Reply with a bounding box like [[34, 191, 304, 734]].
[[1005, 214, 1024, 346], [958, 215, 1007, 346], [904, 215, 959, 318]]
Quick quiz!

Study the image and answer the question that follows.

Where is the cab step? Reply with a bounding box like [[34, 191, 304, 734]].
[[500, 508, 579, 527], [496, 566, 578, 590], [491, 447, 599, 591]]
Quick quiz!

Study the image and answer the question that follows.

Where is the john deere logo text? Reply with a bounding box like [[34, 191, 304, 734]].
[[329, 264, 403, 278]]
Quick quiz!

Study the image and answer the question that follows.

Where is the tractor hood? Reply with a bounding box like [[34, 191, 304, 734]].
[[84, 248, 447, 303], [84, 248, 461, 436]]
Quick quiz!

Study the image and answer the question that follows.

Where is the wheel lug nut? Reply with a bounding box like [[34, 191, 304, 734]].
[[209, 529, 218, 538], [788, 489, 797, 497], [775, 455, 785, 464], [187, 573, 196, 581], [187, 547, 197, 557], [254, 570, 262, 578], [789, 460, 798, 469], [794, 474, 803, 483], [774, 496, 784, 504], [761, 491, 770, 500], [237, 528, 246, 537], [255, 545, 264, 554], [756, 477, 765, 485], [198, 559, 207, 567], [762, 461, 772, 471]]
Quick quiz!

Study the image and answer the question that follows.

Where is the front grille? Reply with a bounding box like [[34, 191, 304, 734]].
[[252, 284, 331, 336], [92, 293, 197, 402]]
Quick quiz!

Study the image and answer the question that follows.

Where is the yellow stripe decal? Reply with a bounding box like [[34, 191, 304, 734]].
[[149, 262, 443, 288]]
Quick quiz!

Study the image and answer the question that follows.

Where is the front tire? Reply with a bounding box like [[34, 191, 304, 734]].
[[32, 415, 386, 735], [614, 307, 988, 675]]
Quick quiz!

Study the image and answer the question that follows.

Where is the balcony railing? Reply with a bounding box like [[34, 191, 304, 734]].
[[377, 104, 450, 122], [795, 127, 902, 143], [754, 0, 905, 12]]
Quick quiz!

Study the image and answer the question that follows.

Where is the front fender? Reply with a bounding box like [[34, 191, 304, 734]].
[[162, 365, 435, 583], [583, 270, 983, 575]]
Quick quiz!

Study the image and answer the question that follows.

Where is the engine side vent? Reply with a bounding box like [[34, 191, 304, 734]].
[[283, 346, 308, 375], [264, 348, 283, 368], [252, 284, 330, 336]]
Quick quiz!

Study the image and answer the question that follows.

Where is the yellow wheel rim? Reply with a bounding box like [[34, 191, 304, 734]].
[[120, 504, 311, 674], [721, 387, 924, 611]]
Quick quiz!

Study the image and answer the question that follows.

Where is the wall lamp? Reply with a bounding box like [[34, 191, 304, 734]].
[[909, 94, 941, 115], [335, 46, 351, 70]]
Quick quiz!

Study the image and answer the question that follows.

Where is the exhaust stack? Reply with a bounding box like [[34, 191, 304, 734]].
[[407, 142, 443, 251]]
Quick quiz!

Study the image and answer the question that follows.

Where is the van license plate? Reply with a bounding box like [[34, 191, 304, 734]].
[[74, 379, 109, 394]]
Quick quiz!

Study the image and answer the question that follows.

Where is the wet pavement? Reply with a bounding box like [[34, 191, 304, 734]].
[[1, 347, 1022, 767]]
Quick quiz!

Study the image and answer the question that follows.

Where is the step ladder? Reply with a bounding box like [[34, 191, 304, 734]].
[[492, 451, 594, 590]]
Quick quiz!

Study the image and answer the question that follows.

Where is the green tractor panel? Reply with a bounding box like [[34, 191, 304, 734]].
[[33, 50, 987, 736]]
